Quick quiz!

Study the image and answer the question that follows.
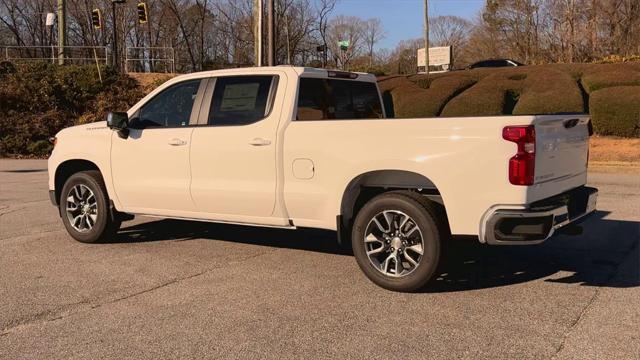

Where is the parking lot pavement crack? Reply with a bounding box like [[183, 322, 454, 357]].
[[0, 229, 65, 241], [0, 247, 279, 337], [0, 207, 23, 217], [551, 239, 639, 358], [97, 247, 281, 306], [552, 287, 601, 358]]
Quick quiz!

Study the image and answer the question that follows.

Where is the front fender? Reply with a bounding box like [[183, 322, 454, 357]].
[[47, 123, 119, 208]]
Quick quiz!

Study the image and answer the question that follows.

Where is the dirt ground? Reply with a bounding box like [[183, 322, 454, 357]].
[[128, 72, 176, 94], [589, 136, 640, 172]]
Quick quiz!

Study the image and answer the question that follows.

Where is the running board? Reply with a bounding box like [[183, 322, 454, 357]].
[[133, 213, 297, 230]]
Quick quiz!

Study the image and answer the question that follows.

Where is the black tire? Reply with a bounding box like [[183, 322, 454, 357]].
[[351, 191, 446, 292], [59, 170, 121, 243]]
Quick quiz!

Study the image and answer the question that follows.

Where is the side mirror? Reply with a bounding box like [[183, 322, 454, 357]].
[[107, 112, 128, 130], [106, 112, 129, 138]]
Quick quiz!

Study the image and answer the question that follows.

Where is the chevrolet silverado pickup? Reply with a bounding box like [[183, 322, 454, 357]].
[[48, 66, 598, 292]]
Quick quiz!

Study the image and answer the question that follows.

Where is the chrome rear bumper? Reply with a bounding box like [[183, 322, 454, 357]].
[[482, 186, 598, 245]]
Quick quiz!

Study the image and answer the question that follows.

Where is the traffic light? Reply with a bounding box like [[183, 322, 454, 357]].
[[137, 2, 148, 24], [91, 9, 101, 29]]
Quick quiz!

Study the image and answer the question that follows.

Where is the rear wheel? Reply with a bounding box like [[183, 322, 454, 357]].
[[351, 191, 445, 292], [60, 171, 121, 243]]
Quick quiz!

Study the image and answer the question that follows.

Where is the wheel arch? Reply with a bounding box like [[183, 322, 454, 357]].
[[53, 159, 101, 205], [339, 170, 447, 229]]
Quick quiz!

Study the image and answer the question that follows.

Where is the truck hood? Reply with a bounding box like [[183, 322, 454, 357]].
[[57, 121, 110, 137]]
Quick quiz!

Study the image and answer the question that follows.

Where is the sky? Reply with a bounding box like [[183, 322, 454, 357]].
[[330, 0, 486, 49]]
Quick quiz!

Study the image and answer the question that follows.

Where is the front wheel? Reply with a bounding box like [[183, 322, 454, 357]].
[[351, 191, 445, 292], [59, 170, 121, 243]]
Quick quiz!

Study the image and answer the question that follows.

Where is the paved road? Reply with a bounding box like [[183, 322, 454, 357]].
[[1, 159, 638, 359]]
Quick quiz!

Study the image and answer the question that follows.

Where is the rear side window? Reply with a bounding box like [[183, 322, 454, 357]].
[[208, 76, 276, 126], [136, 79, 201, 128], [296, 78, 383, 121]]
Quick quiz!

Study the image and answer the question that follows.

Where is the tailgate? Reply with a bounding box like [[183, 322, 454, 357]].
[[534, 116, 590, 184]]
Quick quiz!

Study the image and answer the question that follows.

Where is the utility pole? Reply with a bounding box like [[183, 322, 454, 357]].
[[267, 0, 275, 66], [57, 0, 66, 65], [111, 0, 126, 72], [285, 12, 290, 64], [424, 0, 429, 76], [253, 0, 262, 66]]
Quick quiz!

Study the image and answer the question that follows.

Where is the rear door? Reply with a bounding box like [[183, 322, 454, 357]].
[[189, 74, 284, 218], [534, 116, 590, 184]]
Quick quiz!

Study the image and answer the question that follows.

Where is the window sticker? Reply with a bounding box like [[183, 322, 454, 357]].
[[220, 83, 260, 111]]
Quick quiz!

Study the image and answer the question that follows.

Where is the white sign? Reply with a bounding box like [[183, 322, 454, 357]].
[[417, 46, 452, 67], [46, 13, 55, 26]]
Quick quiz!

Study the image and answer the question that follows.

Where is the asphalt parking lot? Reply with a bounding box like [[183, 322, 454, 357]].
[[1, 159, 638, 359]]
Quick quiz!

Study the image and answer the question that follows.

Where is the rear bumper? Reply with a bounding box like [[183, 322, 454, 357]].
[[482, 186, 598, 245]]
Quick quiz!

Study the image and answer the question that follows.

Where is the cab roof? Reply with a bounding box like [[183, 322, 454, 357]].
[[168, 66, 377, 83]]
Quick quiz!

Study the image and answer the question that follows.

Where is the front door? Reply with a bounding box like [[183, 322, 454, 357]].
[[111, 79, 203, 213]]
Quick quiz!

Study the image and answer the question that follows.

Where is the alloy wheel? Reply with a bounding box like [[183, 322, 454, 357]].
[[363, 210, 424, 278]]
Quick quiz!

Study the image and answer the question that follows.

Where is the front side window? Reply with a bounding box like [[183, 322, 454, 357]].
[[296, 78, 383, 121], [136, 79, 201, 128], [208, 76, 275, 126]]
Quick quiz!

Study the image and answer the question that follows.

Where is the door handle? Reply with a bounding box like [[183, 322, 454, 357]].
[[168, 138, 187, 146], [248, 138, 271, 146]]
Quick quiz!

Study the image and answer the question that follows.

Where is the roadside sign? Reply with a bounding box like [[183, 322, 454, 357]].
[[338, 40, 349, 51], [417, 46, 452, 68], [45, 13, 55, 27]]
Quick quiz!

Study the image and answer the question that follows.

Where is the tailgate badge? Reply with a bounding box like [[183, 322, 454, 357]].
[[563, 119, 579, 129]]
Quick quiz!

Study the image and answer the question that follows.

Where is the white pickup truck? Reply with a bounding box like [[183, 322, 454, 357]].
[[48, 66, 598, 291]]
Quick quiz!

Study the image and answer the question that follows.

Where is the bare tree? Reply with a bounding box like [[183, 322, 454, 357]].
[[429, 15, 472, 68], [363, 18, 384, 68], [314, 0, 336, 67], [385, 38, 422, 74], [327, 15, 364, 69]]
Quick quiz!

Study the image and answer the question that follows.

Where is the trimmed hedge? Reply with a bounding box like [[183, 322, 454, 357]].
[[513, 68, 584, 114], [590, 86, 640, 137], [379, 62, 640, 137], [580, 63, 640, 93], [0, 63, 143, 156], [440, 70, 521, 116], [378, 74, 477, 118]]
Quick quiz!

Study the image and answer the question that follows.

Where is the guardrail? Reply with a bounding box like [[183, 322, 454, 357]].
[[1, 45, 109, 65]]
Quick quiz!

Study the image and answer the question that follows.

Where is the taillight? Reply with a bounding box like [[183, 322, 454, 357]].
[[502, 125, 535, 186]]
